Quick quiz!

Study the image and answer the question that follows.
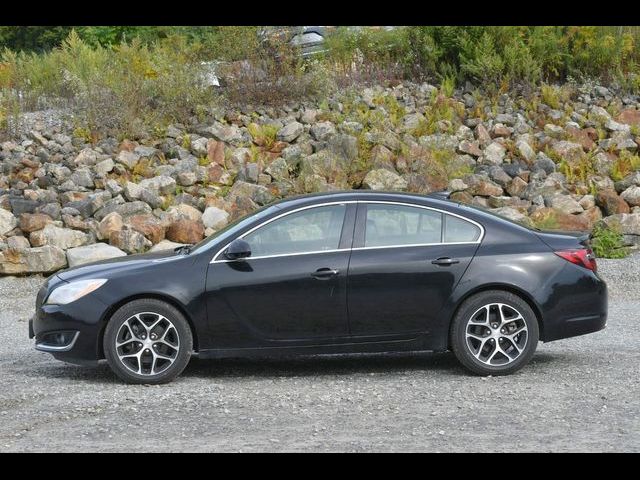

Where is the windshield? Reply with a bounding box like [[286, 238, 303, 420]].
[[189, 204, 280, 254]]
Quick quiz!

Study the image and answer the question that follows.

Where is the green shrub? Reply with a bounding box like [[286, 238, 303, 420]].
[[1, 30, 215, 138], [591, 223, 629, 258]]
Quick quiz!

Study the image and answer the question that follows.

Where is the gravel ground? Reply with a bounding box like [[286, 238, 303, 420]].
[[0, 257, 638, 452]]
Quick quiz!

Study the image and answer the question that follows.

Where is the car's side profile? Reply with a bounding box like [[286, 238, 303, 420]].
[[30, 191, 608, 383]]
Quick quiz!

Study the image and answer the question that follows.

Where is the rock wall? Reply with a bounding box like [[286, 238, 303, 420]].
[[2, 81, 640, 274]]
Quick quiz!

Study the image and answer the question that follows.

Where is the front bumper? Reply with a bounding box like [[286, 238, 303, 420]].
[[31, 292, 111, 364]]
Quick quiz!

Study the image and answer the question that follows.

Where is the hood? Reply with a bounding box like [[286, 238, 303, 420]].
[[57, 248, 183, 282]]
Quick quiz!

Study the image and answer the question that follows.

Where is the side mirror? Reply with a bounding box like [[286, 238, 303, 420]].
[[225, 239, 252, 261]]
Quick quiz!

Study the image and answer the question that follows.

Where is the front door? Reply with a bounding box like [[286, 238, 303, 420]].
[[347, 202, 481, 337], [206, 203, 355, 346]]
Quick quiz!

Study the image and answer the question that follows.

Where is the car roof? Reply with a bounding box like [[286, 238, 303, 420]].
[[268, 190, 537, 236], [270, 190, 452, 209]]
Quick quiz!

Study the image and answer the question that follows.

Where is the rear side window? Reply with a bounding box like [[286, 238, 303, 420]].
[[363, 203, 481, 247], [444, 214, 481, 243], [364, 204, 442, 247]]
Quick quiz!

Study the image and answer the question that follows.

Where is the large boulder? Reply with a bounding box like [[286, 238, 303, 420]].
[[149, 239, 186, 252], [463, 175, 504, 197], [550, 141, 584, 165], [29, 224, 87, 250], [202, 207, 230, 231], [206, 123, 243, 144], [617, 109, 640, 127], [530, 207, 591, 231], [310, 121, 337, 141], [166, 204, 203, 222], [362, 169, 408, 191], [277, 122, 304, 143], [481, 142, 506, 165], [166, 219, 204, 244], [66, 243, 127, 268], [98, 212, 124, 240], [0, 208, 17, 236], [116, 150, 141, 169], [126, 214, 166, 244], [226, 181, 275, 206], [139, 175, 177, 195], [596, 189, 630, 216], [602, 213, 640, 236], [489, 207, 534, 227], [0, 245, 67, 274], [620, 186, 640, 207], [547, 194, 584, 214], [109, 229, 151, 254], [299, 150, 349, 188]]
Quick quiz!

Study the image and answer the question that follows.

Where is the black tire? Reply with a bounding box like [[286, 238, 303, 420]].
[[450, 290, 539, 376], [104, 299, 193, 384]]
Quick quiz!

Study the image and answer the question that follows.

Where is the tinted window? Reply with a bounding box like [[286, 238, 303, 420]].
[[244, 204, 346, 257], [444, 214, 481, 243], [364, 204, 442, 247]]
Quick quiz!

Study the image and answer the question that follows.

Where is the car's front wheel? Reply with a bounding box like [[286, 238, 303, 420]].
[[104, 299, 193, 384], [450, 290, 539, 376]]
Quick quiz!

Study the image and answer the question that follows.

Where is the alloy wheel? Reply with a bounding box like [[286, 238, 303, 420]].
[[115, 312, 180, 376], [465, 303, 528, 366]]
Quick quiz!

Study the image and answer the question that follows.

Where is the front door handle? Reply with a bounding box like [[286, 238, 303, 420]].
[[311, 268, 340, 279], [431, 257, 460, 266]]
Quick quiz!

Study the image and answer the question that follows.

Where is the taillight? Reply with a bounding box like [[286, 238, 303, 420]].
[[555, 248, 597, 272]]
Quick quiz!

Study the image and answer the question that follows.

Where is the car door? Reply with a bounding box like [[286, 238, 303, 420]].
[[206, 202, 356, 346], [347, 202, 482, 337]]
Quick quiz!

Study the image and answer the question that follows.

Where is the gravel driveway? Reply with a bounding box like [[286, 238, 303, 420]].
[[0, 257, 638, 452]]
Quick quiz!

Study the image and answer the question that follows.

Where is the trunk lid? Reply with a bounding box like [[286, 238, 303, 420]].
[[535, 229, 591, 251]]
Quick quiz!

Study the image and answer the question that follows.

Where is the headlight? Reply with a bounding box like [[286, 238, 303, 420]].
[[45, 279, 108, 305]]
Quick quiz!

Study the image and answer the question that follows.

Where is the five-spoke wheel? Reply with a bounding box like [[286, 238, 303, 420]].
[[465, 303, 528, 366], [104, 299, 193, 384], [451, 291, 539, 376], [115, 312, 181, 376]]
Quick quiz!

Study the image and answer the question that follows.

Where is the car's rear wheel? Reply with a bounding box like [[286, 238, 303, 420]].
[[104, 299, 193, 384], [450, 290, 539, 376]]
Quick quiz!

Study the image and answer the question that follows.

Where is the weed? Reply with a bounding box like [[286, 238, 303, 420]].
[[247, 123, 279, 149], [610, 151, 640, 181], [591, 222, 628, 258]]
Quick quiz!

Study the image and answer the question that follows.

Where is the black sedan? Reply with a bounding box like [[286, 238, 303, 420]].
[[30, 191, 608, 384]]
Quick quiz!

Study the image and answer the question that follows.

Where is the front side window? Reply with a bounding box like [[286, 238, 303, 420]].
[[243, 204, 347, 257], [364, 204, 443, 247]]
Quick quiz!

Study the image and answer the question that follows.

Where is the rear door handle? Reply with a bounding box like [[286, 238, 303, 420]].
[[311, 268, 340, 279], [431, 257, 460, 266]]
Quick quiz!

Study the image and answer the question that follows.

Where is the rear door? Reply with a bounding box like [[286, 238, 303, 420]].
[[347, 201, 482, 337]]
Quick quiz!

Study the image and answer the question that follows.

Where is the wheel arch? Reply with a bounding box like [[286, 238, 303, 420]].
[[447, 283, 545, 348], [97, 293, 200, 359]]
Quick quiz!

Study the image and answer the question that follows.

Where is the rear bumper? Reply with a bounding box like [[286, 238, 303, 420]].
[[544, 312, 607, 342], [541, 267, 608, 342]]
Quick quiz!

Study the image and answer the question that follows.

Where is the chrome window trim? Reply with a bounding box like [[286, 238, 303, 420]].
[[210, 200, 485, 263]]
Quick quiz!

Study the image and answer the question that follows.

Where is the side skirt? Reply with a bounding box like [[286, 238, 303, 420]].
[[196, 336, 446, 359]]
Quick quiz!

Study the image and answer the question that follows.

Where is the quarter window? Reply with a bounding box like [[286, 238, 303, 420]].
[[444, 214, 481, 243], [243, 204, 347, 257]]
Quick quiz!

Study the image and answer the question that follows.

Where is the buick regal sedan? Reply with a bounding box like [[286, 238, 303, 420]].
[[30, 191, 608, 384]]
